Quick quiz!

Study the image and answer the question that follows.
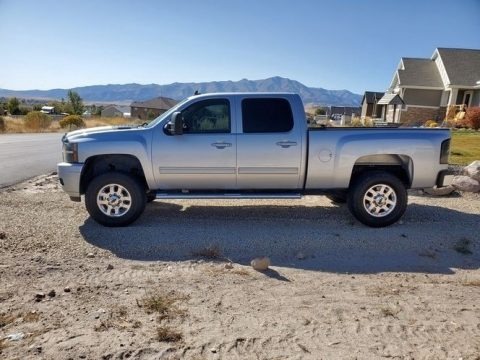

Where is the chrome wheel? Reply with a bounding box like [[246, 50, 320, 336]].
[[96, 183, 132, 217], [363, 184, 397, 218]]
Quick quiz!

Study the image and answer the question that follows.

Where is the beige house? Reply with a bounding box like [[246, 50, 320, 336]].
[[130, 97, 178, 120], [386, 48, 480, 124]]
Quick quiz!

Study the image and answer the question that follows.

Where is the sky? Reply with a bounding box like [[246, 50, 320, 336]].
[[0, 0, 479, 94]]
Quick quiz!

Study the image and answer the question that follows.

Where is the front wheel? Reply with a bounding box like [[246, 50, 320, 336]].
[[347, 171, 407, 227], [85, 172, 147, 227]]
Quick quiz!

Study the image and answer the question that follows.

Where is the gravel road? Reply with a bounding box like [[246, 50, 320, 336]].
[[1, 174, 479, 359]]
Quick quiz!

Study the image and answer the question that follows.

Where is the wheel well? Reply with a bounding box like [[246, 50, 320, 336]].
[[80, 155, 148, 194]]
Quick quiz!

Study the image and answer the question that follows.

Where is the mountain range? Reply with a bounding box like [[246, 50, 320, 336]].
[[0, 77, 362, 106]]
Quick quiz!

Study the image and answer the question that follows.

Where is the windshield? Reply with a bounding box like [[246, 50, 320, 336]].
[[144, 97, 191, 128]]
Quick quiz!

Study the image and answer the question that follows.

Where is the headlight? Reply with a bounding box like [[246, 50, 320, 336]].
[[63, 142, 78, 163]]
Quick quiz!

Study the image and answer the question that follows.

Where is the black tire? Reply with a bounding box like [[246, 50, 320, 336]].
[[326, 191, 347, 204], [347, 171, 407, 228], [85, 172, 147, 227], [146, 193, 156, 203]]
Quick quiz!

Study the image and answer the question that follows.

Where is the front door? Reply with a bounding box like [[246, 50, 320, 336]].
[[152, 98, 236, 190]]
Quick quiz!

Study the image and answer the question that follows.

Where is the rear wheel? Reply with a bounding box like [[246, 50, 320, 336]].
[[85, 172, 147, 227], [347, 171, 407, 227]]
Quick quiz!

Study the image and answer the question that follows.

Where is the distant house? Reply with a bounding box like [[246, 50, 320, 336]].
[[386, 47, 480, 123], [101, 105, 131, 118], [360, 91, 384, 118], [40, 106, 55, 114], [328, 106, 361, 117], [130, 97, 178, 120]]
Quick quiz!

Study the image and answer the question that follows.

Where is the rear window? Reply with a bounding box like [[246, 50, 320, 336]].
[[242, 98, 294, 133]]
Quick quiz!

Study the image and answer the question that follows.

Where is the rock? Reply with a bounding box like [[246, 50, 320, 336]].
[[224, 262, 233, 270], [0, 232, 6, 240], [47, 290, 56, 297], [64, 287, 71, 293], [296, 252, 306, 260], [86, 253, 95, 258], [106, 264, 114, 270], [423, 185, 455, 196], [452, 175, 480, 193], [251, 257, 271, 271], [463, 160, 480, 182], [210, 348, 217, 353], [6, 332, 25, 341], [35, 292, 45, 302]]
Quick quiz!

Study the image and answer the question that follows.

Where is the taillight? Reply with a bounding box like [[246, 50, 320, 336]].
[[440, 139, 450, 164]]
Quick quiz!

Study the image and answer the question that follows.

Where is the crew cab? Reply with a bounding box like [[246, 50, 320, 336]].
[[57, 93, 451, 227]]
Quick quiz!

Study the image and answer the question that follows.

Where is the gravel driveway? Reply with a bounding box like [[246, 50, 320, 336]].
[[1, 174, 479, 359]]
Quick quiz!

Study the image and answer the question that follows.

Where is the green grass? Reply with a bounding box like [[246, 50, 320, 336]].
[[450, 130, 480, 165]]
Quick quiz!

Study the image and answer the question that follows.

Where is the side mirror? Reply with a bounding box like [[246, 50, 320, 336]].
[[170, 112, 183, 135]]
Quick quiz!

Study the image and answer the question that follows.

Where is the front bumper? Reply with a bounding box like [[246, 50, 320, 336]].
[[57, 162, 83, 201]]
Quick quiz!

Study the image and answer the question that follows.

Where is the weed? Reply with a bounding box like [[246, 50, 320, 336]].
[[0, 313, 15, 328], [453, 238, 473, 255], [191, 244, 222, 259], [138, 292, 186, 319], [381, 306, 400, 318], [463, 279, 480, 287], [23, 311, 40, 322], [156, 326, 183, 342]]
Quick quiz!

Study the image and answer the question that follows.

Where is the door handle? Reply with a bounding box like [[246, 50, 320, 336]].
[[276, 141, 297, 148], [211, 142, 232, 149]]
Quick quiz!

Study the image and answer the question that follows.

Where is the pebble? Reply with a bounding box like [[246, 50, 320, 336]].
[[0, 232, 6, 240], [224, 262, 233, 270], [35, 292, 45, 302], [47, 290, 56, 297], [296, 252, 306, 260], [86, 253, 95, 258], [106, 264, 114, 270], [64, 287, 71, 293], [210, 348, 217, 353]]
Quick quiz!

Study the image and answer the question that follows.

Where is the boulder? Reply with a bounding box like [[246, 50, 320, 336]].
[[463, 160, 480, 182], [452, 175, 480, 193], [424, 185, 455, 196], [250, 257, 270, 271]]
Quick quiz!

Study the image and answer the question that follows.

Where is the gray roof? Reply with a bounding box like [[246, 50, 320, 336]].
[[436, 48, 480, 87], [397, 58, 444, 88], [377, 93, 405, 105], [362, 91, 385, 104], [131, 97, 178, 110], [102, 105, 130, 113]]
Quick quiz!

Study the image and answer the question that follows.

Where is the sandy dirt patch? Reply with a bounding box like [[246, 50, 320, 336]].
[[1, 174, 480, 359]]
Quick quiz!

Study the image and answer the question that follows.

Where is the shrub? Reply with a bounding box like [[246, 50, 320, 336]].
[[465, 107, 480, 130], [59, 115, 85, 129], [24, 111, 52, 130], [0, 116, 5, 132], [424, 120, 437, 127]]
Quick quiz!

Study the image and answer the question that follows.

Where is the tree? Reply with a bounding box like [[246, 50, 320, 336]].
[[7, 97, 21, 115], [67, 90, 84, 115], [315, 107, 326, 116]]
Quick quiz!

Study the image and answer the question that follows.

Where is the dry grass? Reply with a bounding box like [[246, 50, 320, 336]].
[[191, 244, 223, 259], [463, 279, 480, 287], [0, 313, 15, 328], [23, 311, 40, 323], [156, 326, 183, 342], [84, 117, 143, 128], [453, 238, 473, 255], [450, 130, 480, 165], [203, 265, 251, 277], [0, 338, 7, 352], [380, 305, 400, 318], [138, 292, 186, 319]]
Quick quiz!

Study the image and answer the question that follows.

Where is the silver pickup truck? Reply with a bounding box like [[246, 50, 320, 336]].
[[57, 93, 451, 228]]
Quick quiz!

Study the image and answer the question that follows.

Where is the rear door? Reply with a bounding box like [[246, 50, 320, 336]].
[[236, 97, 302, 189], [152, 97, 236, 189]]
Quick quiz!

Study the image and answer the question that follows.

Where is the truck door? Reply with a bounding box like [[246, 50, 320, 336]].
[[237, 97, 302, 189], [151, 97, 236, 189]]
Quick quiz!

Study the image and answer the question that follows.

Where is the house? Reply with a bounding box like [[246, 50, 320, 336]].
[[360, 91, 384, 118], [130, 97, 178, 120], [101, 105, 131, 118], [40, 106, 55, 114], [386, 47, 480, 123], [328, 106, 361, 117]]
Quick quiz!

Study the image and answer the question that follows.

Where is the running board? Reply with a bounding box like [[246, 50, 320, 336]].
[[154, 192, 302, 200]]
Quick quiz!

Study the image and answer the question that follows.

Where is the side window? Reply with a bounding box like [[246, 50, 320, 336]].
[[242, 98, 294, 133], [181, 99, 230, 134]]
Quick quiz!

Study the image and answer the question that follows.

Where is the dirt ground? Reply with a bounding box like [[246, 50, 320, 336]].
[[1, 174, 480, 360]]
